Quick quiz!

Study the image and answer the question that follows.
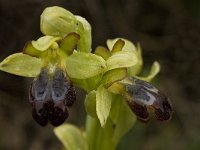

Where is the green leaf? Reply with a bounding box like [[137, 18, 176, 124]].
[[111, 39, 125, 54], [136, 61, 160, 82], [107, 38, 137, 52], [94, 46, 111, 60], [40, 6, 78, 37], [101, 68, 127, 88], [66, 52, 106, 79], [54, 124, 88, 150], [96, 85, 112, 127], [0, 53, 42, 77], [85, 90, 97, 118], [32, 35, 60, 51], [59, 32, 80, 55], [128, 43, 143, 76], [109, 95, 136, 144], [106, 50, 138, 71], [75, 15, 92, 53]]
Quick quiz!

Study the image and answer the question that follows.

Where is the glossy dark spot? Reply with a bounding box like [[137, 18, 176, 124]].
[[65, 85, 76, 107], [154, 100, 172, 121], [32, 101, 68, 126], [32, 105, 48, 126], [127, 101, 149, 122]]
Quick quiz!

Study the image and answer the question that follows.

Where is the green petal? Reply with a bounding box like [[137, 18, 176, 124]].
[[101, 68, 127, 88], [75, 15, 92, 53], [96, 85, 112, 127], [136, 61, 160, 82], [85, 90, 97, 118], [107, 38, 137, 52], [59, 32, 80, 55], [106, 50, 138, 71], [32, 35, 60, 51], [111, 39, 125, 54], [23, 41, 43, 57], [0, 53, 42, 77], [40, 6, 78, 37], [66, 52, 106, 79], [54, 124, 88, 150], [94, 46, 111, 60]]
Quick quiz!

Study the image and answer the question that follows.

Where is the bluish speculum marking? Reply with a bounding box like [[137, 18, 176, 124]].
[[33, 68, 49, 101], [52, 68, 68, 101]]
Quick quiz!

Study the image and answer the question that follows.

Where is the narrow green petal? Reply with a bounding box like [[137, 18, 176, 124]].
[[66, 52, 106, 79], [106, 50, 138, 71], [101, 68, 127, 88], [0, 53, 42, 77], [96, 85, 112, 127], [111, 39, 125, 54], [75, 15, 92, 53], [85, 90, 97, 118], [94, 46, 111, 60], [32, 35, 61, 51], [23, 41, 43, 57], [107, 38, 137, 52], [136, 61, 160, 82], [59, 32, 80, 55], [54, 124, 88, 150]]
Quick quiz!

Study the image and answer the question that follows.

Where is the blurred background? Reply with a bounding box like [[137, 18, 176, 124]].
[[0, 0, 200, 149]]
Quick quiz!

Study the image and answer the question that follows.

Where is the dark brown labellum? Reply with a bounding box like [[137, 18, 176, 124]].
[[125, 78, 172, 122], [29, 67, 76, 126]]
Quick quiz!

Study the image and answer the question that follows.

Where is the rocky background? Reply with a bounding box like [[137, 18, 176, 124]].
[[0, 0, 200, 149]]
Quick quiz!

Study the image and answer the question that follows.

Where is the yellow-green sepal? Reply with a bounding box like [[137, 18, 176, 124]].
[[65, 52, 106, 79], [40, 6, 78, 37], [128, 43, 143, 76], [75, 16, 92, 53], [106, 50, 138, 71], [0, 53, 42, 77]]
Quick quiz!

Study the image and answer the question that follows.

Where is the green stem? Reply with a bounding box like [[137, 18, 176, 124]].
[[86, 115, 116, 150]]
